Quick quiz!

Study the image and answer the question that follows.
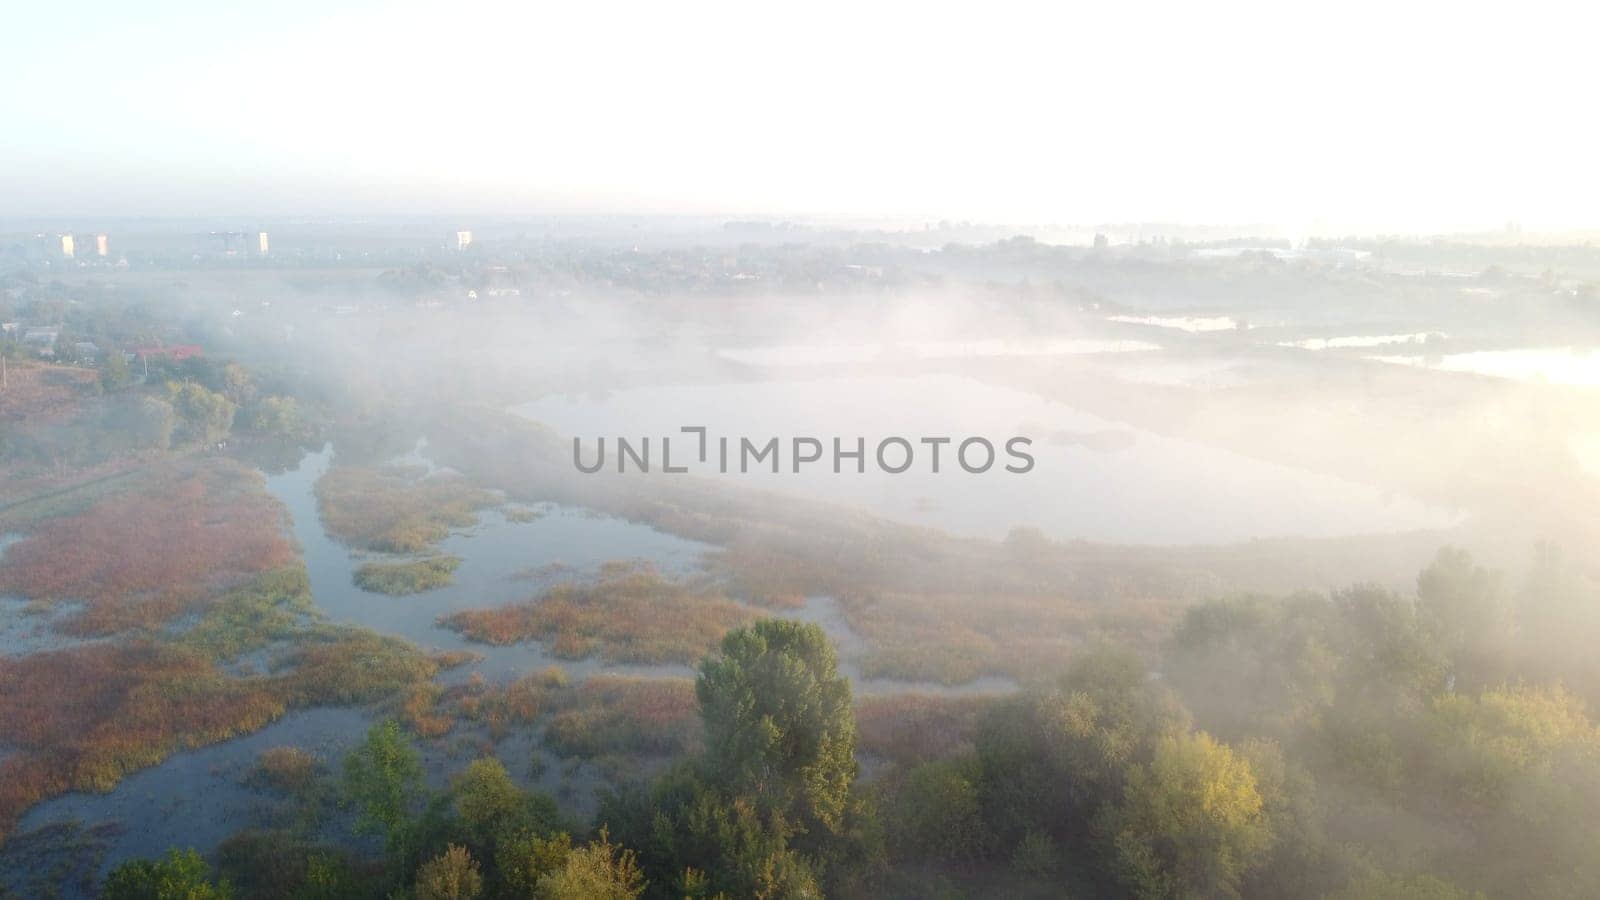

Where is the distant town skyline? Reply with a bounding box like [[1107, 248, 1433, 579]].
[[3, 0, 1593, 232]]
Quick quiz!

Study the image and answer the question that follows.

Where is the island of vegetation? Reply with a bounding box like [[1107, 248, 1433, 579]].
[[315, 465, 496, 554], [439, 564, 762, 665], [353, 555, 463, 595]]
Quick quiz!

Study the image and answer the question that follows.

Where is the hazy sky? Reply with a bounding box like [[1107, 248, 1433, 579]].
[[2, 0, 1593, 230]]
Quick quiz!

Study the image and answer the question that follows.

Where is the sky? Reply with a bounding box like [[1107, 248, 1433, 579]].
[[1, 0, 1595, 231]]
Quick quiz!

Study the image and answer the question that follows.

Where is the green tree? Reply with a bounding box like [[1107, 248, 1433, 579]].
[[102, 848, 233, 900], [220, 362, 255, 406], [1010, 831, 1062, 881], [1329, 585, 1446, 708], [1416, 548, 1512, 688], [301, 851, 361, 900], [499, 831, 572, 898], [1105, 731, 1271, 900], [1236, 740, 1345, 900], [53, 327, 79, 364], [343, 720, 425, 860], [535, 829, 646, 900], [1430, 684, 1597, 802], [453, 758, 525, 849], [697, 620, 858, 836], [886, 756, 989, 865], [245, 395, 302, 436], [414, 844, 483, 900], [100, 349, 133, 391], [976, 645, 1186, 847], [448, 755, 562, 879], [101, 396, 176, 453], [165, 380, 236, 445], [599, 765, 818, 900], [213, 831, 361, 900]]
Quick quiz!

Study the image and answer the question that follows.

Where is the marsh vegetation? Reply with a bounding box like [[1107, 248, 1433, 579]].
[[314, 465, 496, 554], [353, 556, 463, 595], [439, 564, 762, 665]]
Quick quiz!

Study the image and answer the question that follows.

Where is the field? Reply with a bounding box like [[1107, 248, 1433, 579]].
[[0, 459, 295, 635], [269, 628, 458, 707], [396, 668, 698, 777], [415, 666, 570, 741], [246, 746, 324, 796], [541, 675, 700, 759], [855, 693, 992, 765], [0, 640, 288, 839], [0, 477, 311, 839], [0, 362, 97, 424], [0, 466, 460, 843], [178, 567, 318, 661], [0, 617, 456, 841]]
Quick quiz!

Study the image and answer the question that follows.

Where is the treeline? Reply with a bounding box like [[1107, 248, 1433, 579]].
[[99, 620, 857, 900], [1, 355, 312, 475], [95, 547, 1600, 898]]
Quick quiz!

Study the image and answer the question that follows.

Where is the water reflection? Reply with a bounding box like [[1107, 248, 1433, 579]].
[[718, 337, 1159, 367], [1106, 314, 1244, 332], [1372, 346, 1600, 388], [1280, 331, 1442, 350], [265, 444, 712, 681]]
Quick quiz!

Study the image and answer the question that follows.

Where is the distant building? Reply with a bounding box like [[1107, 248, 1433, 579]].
[[59, 234, 75, 258], [1, 322, 19, 336], [23, 327, 60, 357], [83, 233, 109, 257], [202, 230, 272, 256], [453, 230, 473, 251]]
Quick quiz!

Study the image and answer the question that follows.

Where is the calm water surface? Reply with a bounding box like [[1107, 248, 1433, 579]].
[[516, 373, 1458, 544]]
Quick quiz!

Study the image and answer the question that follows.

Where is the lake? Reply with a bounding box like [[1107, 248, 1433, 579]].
[[717, 337, 1159, 367], [515, 373, 1458, 544]]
